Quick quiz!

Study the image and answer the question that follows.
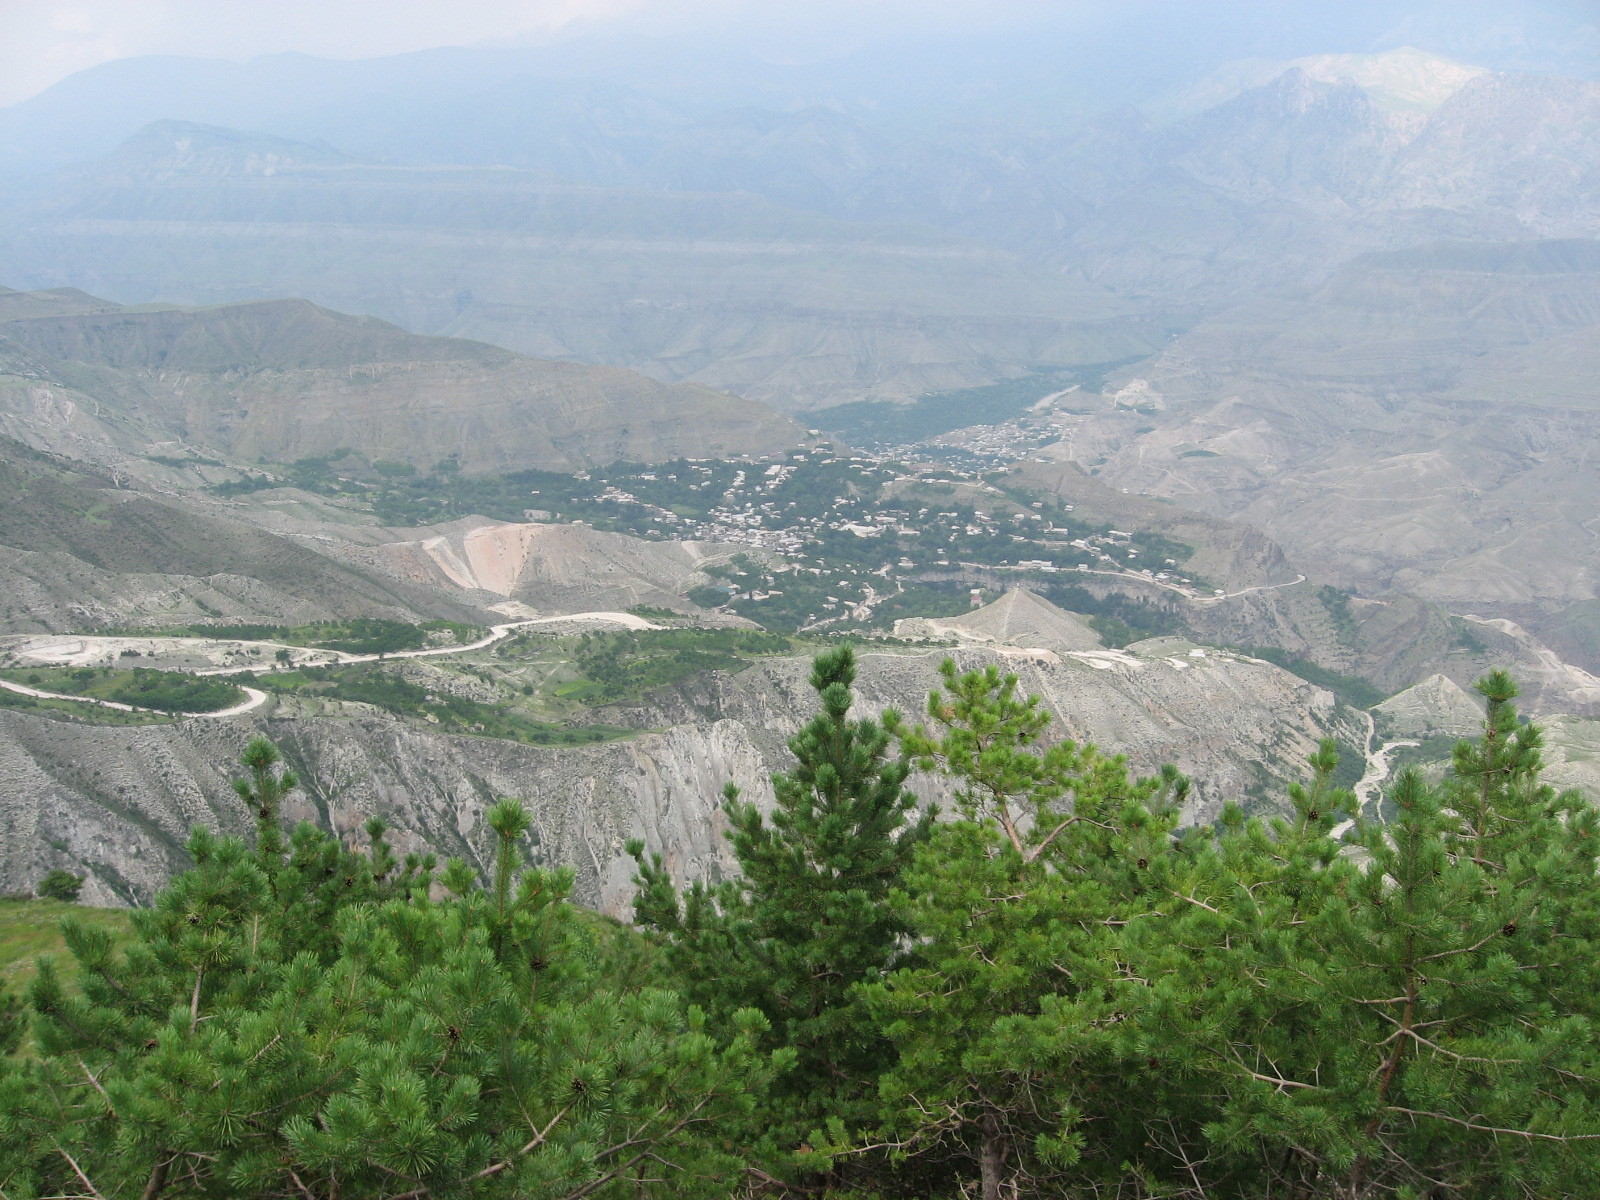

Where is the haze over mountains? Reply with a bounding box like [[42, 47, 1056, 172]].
[[2, 27, 1596, 407], [2, 2, 1600, 905]]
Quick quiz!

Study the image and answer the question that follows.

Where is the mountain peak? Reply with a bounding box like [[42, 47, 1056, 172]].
[[1154, 46, 1488, 124], [1289, 47, 1490, 114], [895, 587, 1103, 653]]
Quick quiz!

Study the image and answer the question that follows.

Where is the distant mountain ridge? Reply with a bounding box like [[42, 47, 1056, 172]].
[[0, 287, 805, 471], [0, 121, 1150, 409], [3, 55, 1593, 401]]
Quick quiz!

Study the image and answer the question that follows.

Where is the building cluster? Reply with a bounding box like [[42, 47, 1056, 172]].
[[569, 449, 1204, 605]]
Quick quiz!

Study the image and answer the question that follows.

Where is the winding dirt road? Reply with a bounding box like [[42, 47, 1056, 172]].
[[187, 611, 660, 677], [3, 611, 661, 721], [961, 561, 1306, 604], [0, 677, 270, 719]]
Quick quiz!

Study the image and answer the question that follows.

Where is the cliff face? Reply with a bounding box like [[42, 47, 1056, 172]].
[[0, 707, 764, 916], [0, 645, 1350, 913]]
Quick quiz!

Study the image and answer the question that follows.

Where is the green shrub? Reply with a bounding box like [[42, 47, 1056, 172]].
[[36, 870, 83, 903]]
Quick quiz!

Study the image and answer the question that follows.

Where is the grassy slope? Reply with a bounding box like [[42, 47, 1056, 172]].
[[0, 899, 133, 995]]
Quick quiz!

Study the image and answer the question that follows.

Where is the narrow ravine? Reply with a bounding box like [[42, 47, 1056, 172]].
[[1331, 709, 1417, 838]]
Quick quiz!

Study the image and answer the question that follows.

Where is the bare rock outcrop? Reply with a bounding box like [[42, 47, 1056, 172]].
[[355, 518, 742, 611]]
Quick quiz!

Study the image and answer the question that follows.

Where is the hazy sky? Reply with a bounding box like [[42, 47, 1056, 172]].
[[2, 0, 1595, 110], [0, 0, 1080, 107]]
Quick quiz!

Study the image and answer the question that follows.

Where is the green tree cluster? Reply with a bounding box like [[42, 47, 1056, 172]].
[[5, 659, 1600, 1199], [0, 738, 775, 1200], [571, 628, 790, 701], [1, 666, 246, 714], [635, 658, 1600, 1199]]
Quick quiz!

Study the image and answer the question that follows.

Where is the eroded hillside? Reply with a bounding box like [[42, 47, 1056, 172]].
[[0, 636, 1354, 911]]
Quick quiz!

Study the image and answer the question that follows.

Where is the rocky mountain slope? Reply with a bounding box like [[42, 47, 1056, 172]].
[[895, 588, 1103, 653], [1002, 460, 1297, 591], [0, 641, 1352, 912], [1374, 673, 1485, 737], [1039, 237, 1600, 645]]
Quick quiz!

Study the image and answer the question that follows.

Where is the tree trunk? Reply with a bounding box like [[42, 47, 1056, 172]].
[[980, 1113, 1005, 1200]]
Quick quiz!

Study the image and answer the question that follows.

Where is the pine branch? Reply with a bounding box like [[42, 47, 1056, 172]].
[[383, 1105, 571, 1200], [1415, 921, 1527, 964], [559, 1092, 720, 1200], [1222, 1056, 1319, 1092], [1386, 1107, 1600, 1141], [1393, 1028, 1521, 1067], [75, 1060, 114, 1111], [52, 1148, 105, 1200], [188, 968, 204, 1032], [1168, 890, 1221, 915]]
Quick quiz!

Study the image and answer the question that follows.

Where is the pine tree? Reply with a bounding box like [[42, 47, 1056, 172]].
[[0, 741, 776, 1200], [1149, 675, 1600, 1197], [855, 659, 1192, 1199], [235, 734, 296, 869], [630, 643, 931, 1183], [853, 664, 1600, 1198]]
